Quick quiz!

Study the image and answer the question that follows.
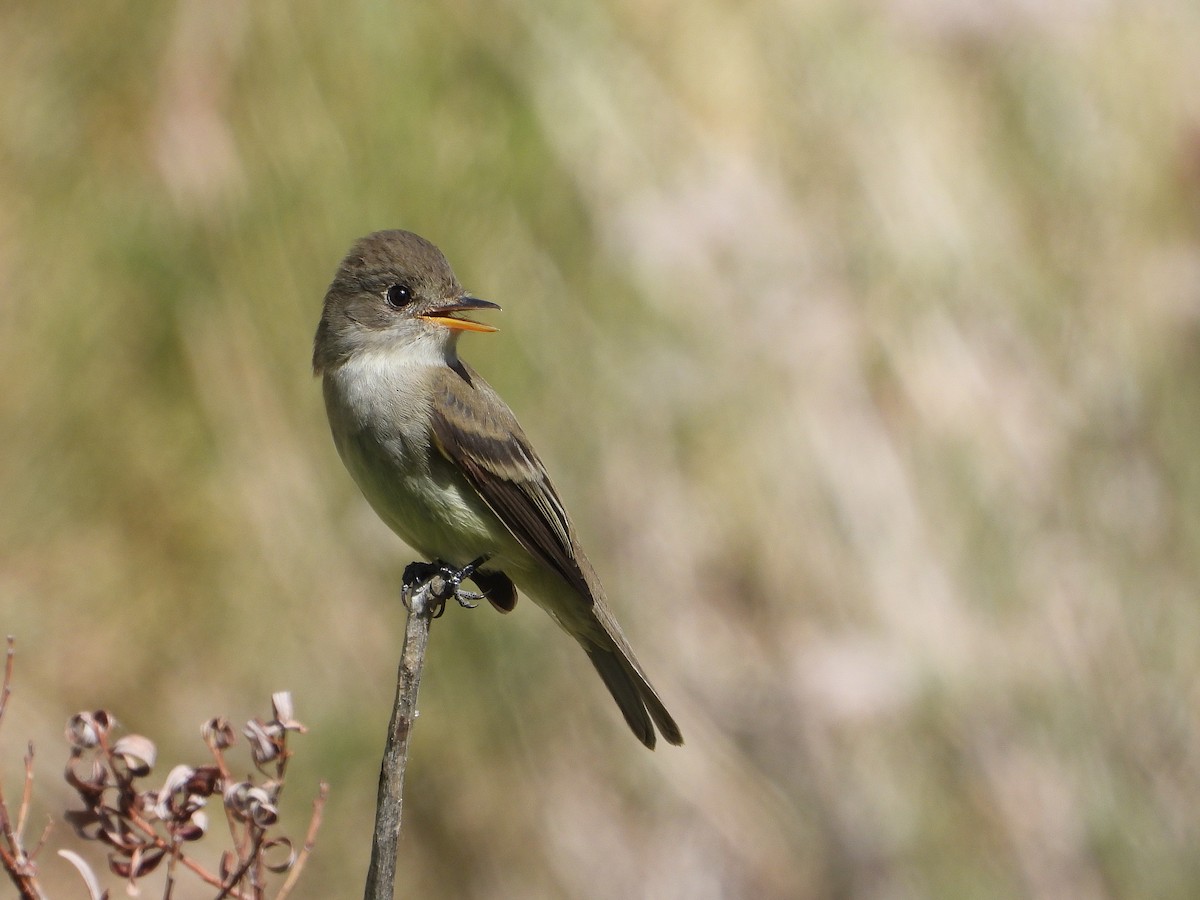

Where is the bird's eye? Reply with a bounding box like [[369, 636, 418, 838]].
[[385, 284, 413, 308]]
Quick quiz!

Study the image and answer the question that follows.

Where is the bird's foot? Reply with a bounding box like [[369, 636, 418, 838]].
[[402, 557, 491, 618]]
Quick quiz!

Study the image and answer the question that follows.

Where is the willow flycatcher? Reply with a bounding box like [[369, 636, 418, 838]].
[[313, 230, 682, 749]]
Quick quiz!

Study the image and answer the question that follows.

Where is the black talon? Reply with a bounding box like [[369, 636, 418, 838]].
[[402, 557, 491, 615], [443, 556, 488, 609], [446, 556, 486, 591], [401, 560, 442, 610]]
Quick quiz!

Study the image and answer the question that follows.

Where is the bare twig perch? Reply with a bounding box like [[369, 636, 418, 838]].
[[364, 565, 473, 900]]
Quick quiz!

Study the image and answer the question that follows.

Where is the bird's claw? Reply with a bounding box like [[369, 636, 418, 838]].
[[402, 556, 490, 617]]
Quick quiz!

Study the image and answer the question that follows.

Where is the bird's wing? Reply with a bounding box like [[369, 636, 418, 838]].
[[428, 362, 596, 603]]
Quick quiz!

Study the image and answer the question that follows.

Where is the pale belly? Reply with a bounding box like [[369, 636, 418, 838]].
[[322, 357, 539, 590], [337, 423, 516, 569]]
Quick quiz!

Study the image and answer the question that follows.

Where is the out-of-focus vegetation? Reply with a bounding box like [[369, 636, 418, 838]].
[[2, 0, 1199, 896]]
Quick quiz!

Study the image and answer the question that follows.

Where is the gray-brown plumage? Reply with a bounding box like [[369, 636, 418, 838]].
[[314, 230, 682, 749]]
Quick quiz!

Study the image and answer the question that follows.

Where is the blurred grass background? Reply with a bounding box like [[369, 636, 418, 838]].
[[2, 0, 1200, 897]]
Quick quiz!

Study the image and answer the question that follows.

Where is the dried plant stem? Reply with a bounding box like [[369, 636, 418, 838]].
[[363, 577, 439, 900], [0, 638, 46, 900], [0, 637, 13, 725], [275, 781, 330, 900]]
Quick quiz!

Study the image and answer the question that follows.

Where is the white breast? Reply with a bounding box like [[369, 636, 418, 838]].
[[322, 349, 519, 568]]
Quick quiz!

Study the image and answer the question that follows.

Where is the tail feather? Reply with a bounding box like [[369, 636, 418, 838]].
[[585, 645, 683, 750]]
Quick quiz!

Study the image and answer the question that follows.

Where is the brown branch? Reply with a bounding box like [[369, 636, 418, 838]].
[[275, 780, 329, 900], [0, 637, 14, 727], [0, 638, 46, 900], [17, 743, 33, 844], [124, 805, 247, 897], [362, 575, 441, 900], [214, 831, 263, 900]]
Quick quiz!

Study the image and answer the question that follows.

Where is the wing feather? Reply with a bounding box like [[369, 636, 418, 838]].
[[428, 362, 595, 604]]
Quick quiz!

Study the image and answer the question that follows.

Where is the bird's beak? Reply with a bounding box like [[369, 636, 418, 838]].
[[419, 295, 501, 333]]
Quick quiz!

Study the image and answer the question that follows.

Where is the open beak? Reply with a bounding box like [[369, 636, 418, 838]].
[[419, 295, 501, 333]]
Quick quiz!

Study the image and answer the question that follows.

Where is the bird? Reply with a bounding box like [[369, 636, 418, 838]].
[[313, 230, 682, 749]]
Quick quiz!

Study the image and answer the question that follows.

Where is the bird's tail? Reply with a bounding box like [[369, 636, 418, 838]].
[[584, 640, 683, 750]]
